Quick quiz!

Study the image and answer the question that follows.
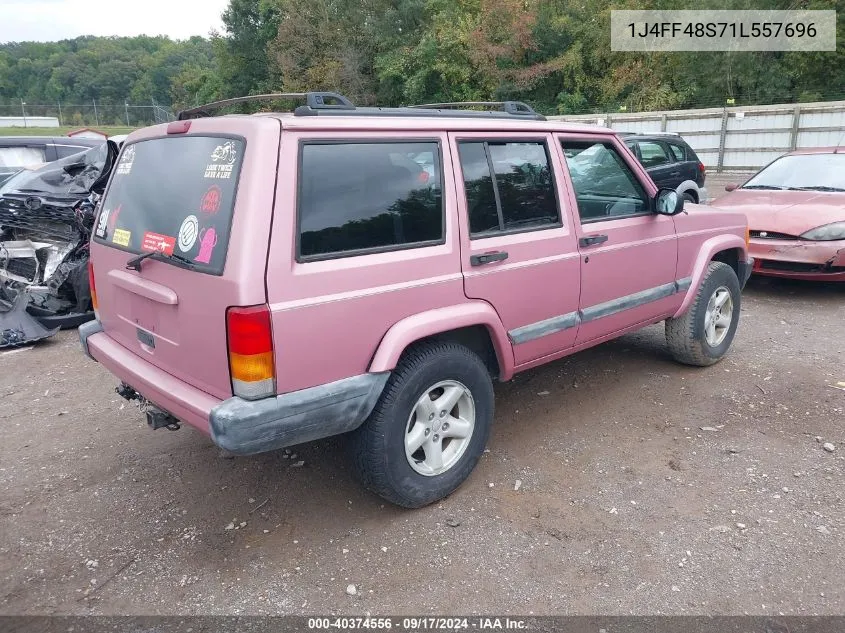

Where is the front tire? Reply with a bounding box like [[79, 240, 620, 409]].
[[348, 341, 494, 508], [666, 261, 741, 366]]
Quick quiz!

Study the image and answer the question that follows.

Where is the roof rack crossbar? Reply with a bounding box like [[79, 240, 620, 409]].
[[408, 101, 540, 116], [177, 92, 354, 120]]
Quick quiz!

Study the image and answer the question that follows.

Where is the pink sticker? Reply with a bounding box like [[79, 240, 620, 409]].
[[194, 227, 218, 264]]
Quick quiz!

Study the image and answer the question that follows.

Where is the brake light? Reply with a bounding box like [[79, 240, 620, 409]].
[[167, 120, 191, 134], [226, 305, 276, 400], [88, 260, 99, 317], [698, 162, 706, 174]]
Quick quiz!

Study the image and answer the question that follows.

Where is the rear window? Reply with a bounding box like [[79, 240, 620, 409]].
[[297, 141, 444, 260], [94, 136, 244, 275]]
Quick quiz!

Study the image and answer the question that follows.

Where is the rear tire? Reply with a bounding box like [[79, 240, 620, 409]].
[[682, 192, 697, 203], [348, 341, 494, 508], [666, 261, 741, 366]]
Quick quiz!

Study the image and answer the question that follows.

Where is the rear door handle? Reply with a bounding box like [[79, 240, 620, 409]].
[[470, 251, 509, 266], [670, 171, 681, 176], [579, 234, 608, 247]]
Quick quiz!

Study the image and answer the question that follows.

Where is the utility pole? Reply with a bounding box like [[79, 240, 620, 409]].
[[21, 99, 27, 128], [125, 101, 130, 127], [93, 98, 99, 127], [57, 101, 63, 126]]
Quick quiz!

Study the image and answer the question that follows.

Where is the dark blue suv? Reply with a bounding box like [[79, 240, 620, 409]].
[[620, 132, 708, 203]]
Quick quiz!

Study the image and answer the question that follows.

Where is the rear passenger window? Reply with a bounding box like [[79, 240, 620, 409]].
[[668, 143, 686, 161], [458, 141, 560, 237], [636, 141, 672, 167], [298, 141, 443, 259]]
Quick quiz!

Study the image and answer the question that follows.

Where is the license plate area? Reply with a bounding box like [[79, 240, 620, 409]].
[[137, 327, 155, 348]]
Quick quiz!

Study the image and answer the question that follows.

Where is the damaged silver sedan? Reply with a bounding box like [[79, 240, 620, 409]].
[[0, 140, 118, 346]]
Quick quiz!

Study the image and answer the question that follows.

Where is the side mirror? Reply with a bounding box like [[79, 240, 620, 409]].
[[654, 188, 684, 216], [724, 183, 739, 192]]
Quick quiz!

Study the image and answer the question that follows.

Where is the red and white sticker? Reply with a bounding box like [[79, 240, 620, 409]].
[[200, 185, 222, 214], [141, 231, 176, 256]]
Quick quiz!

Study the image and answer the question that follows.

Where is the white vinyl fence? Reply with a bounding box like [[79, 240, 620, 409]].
[[549, 100, 845, 172]]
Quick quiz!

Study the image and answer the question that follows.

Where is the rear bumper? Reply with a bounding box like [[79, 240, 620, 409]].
[[209, 372, 390, 455], [80, 321, 217, 433], [79, 320, 390, 453]]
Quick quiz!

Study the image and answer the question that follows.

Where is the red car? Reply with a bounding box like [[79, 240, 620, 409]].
[[715, 147, 845, 281]]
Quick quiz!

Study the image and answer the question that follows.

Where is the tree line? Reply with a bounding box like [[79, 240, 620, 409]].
[[1, 0, 843, 119]]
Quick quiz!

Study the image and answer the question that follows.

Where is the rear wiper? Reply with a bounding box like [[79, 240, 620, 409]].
[[740, 185, 785, 190], [788, 185, 845, 192], [126, 250, 197, 272], [126, 251, 157, 271]]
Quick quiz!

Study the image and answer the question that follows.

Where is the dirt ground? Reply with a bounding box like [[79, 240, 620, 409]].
[[1, 275, 843, 616]]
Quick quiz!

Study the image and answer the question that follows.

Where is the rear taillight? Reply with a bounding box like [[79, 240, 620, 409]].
[[226, 305, 276, 400], [88, 260, 99, 317], [698, 162, 706, 175]]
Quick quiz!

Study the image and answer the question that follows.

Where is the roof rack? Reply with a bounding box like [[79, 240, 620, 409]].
[[407, 100, 543, 118], [618, 131, 682, 137], [177, 92, 354, 120], [177, 92, 547, 121]]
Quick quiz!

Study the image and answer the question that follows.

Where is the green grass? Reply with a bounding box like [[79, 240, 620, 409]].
[[0, 126, 136, 137]]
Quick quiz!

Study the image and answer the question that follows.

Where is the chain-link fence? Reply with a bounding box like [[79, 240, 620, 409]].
[[0, 102, 175, 128]]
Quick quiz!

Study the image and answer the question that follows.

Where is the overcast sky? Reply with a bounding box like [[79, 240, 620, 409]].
[[0, 0, 231, 43]]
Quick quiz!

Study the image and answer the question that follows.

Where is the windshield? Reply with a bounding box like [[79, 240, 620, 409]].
[[742, 154, 845, 191], [0, 142, 112, 196]]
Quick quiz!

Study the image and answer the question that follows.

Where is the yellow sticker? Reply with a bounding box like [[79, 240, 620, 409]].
[[112, 229, 131, 247]]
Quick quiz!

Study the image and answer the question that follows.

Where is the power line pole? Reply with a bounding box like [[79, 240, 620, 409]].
[[125, 101, 130, 127], [93, 98, 99, 127], [57, 101, 63, 126]]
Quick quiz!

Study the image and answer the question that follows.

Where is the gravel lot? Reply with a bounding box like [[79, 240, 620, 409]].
[[1, 275, 843, 616]]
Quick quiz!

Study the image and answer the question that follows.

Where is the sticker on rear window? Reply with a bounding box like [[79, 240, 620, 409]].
[[177, 215, 199, 253], [204, 142, 237, 180], [95, 207, 111, 238], [116, 145, 136, 176], [200, 185, 222, 214], [194, 227, 218, 264], [107, 204, 122, 234], [141, 231, 176, 256], [112, 228, 131, 247]]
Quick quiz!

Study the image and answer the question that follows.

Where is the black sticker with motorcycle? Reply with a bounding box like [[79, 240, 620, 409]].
[[204, 141, 237, 180]]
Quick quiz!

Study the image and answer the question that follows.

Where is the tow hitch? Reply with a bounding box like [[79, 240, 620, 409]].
[[116, 382, 139, 401], [115, 381, 181, 431], [146, 408, 181, 431]]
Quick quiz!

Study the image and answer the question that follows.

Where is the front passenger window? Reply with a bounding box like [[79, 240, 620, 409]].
[[561, 141, 650, 223]]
